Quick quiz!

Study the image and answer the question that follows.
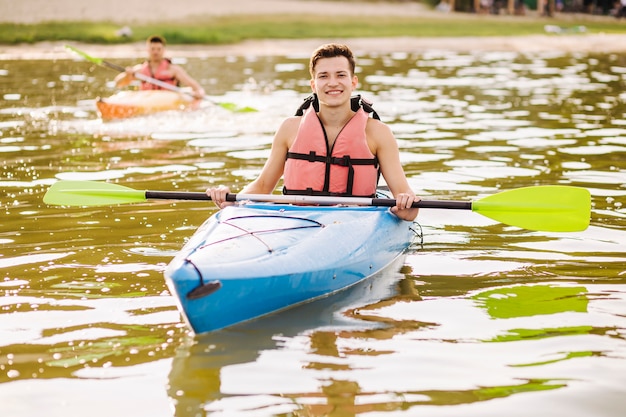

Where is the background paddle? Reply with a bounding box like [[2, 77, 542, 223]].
[[43, 181, 591, 232], [65, 45, 256, 113]]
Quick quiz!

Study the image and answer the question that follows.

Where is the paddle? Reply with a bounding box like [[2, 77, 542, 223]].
[[65, 45, 256, 113], [43, 181, 591, 232]]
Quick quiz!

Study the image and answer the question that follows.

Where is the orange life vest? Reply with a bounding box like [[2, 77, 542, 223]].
[[138, 59, 177, 90], [283, 95, 380, 197]]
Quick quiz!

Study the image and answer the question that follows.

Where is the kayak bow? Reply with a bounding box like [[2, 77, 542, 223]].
[[164, 201, 415, 333], [96, 90, 200, 120]]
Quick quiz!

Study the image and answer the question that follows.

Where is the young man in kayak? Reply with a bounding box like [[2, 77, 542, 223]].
[[208, 43, 420, 222], [114, 35, 205, 99]]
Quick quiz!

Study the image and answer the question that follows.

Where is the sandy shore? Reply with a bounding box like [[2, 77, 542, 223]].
[[2, 0, 626, 58]]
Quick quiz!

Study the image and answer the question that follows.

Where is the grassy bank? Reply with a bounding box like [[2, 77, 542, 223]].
[[1, 13, 625, 45]]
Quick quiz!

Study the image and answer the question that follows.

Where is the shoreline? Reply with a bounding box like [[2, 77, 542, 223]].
[[3, 33, 626, 61]]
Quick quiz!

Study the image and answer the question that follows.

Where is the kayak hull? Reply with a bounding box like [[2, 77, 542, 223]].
[[96, 90, 199, 120], [164, 202, 415, 334]]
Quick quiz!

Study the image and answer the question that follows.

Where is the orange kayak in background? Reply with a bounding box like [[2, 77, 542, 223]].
[[96, 90, 200, 120]]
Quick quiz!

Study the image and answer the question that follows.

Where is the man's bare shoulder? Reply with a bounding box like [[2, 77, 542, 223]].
[[170, 63, 188, 73], [366, 117, 393, 137], [277, 115, 302, 132], [272, 115, 303, 149]]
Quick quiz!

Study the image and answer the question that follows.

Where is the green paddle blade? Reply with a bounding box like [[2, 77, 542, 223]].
[[472, 185, 590, 232], [65, 45, 103, 65], [44, 181, 146, 206], [218, 102, 257, 113]]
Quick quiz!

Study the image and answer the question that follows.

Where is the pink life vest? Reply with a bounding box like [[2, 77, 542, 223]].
[[138, 59, 177, 90], [283, 105, 379, 197]]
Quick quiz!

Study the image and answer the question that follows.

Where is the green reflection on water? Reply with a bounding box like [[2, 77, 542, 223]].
[[280, 378, 566, 414], [474, 285, 588, 319], [0, 323, 186, 383], [47, 335, 164, 368], [489, 326, 595, 343], [472, 378, 566, 400], [512, 350, 596, 368]]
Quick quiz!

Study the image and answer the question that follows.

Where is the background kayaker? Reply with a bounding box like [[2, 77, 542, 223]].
[[207, 43, 420, 221], [114, 35, 206, 99]]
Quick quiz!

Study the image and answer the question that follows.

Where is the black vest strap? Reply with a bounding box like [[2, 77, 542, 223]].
[[295, 94, 380, 120], [284, 151, 379, 197], [285, 151, 379, 168]]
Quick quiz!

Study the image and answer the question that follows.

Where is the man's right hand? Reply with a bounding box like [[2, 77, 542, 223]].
[[207, 185, 233, 209]]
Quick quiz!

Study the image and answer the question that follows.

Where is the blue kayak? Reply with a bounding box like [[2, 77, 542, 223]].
[[164, 201, 416, 334]]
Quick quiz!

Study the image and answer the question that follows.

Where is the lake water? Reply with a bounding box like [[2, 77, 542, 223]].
[[1, 47, 625, 416]]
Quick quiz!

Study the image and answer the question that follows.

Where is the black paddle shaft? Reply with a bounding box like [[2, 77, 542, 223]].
[[103, 61, 126, 72], [372, 198, 472, 210], [144, 191, 472, 210], [145, 191, 214, 201]]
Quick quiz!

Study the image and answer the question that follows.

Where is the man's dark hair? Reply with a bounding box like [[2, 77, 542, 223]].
[[147, 35, 166, 45], [309, 43, 355, 78]]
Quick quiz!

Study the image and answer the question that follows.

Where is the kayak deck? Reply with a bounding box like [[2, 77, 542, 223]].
[[164, 202, 415, 334], [96, 90, 199, 120]]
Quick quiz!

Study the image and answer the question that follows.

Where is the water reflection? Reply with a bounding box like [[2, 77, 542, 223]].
[[167, 258, 415, 415], [0, 49, 625, 416]]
